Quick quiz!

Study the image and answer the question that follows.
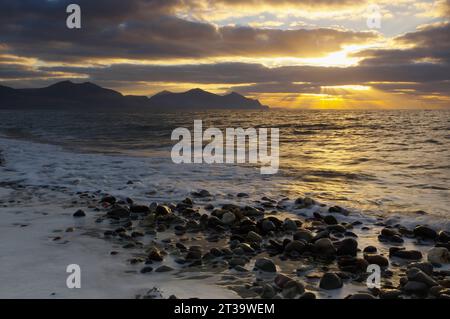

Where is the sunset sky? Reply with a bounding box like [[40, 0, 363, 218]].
[[1, 0, 449, 108]]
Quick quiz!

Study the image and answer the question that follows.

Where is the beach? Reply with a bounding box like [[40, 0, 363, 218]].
[[0, 110, 449, 299]]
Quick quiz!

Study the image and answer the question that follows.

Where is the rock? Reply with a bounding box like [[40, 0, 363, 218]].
[[363, 246, 377, 253], [283, 219, 298, 231], [389, 247, 422, 260], [140, 266, 153, 274], [155, 265, 173, 273], [260, 284, 276, 299], [155, 205, 171, 215], [274, 274, 294, 289], [284, 240, 307, 256], [403, 281, 429, 295], [246, 231, 262, 243], [254, 258, 277, 272], [314, 238, 337, 257], [295, 197, 315, 207], [347, 293, 376, 299], [186, 249, 202, 260], [336, 238, 358, 256], [221, 212, 236, 225], [234, 265, 248, 272], [148, 249, 164, 262], [438, 231, 450, 243], [229, 257, 247, 267], [261, 220, 276, 232], [337, 257, 369, 273], [73, 209, 85, 217], [238, 243, 255, 254], [381, 227, 400, 237], [427, 247, 449, 264], [207, 216, 223, 228], [237, 192, 249, 198], [407, 268, 438, 287], [131, 231, 144, 238], [364, 254, 389, 267], [130, 205, 150, 213], [414, 226, 437, 239], [282, 281, 305, 298], [380, 289, 402, 299], [107, 207, 130, 219], [408, 262, 433, 275], [299, 292, 316, 299], [319, 273, 343, 290], [324, 215, 338, 225], [328, 206, 349, 215], [293, 230, 314, 242], [192, 189, 211, 197], [101, 195, 116, 204], [327, 224, 346, 233]]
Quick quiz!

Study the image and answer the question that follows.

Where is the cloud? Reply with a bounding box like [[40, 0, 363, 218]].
[[0, 0, 379, 63], [354, 22, 450, 65]]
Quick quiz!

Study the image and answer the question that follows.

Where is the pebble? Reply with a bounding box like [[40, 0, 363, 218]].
[[260, 284, 276, 298], [363, 246, 377, 253], [299, 292, 316, 299], [140, 266, 153, 274], [427, 247, 449, 264], [324, 215, 338, 225], [283, 219, 298, 231], [403, 281, 428, 295], [281, 281, 305, 298], [314, 238, 336, 257], [155, 265, 174, 272], [364, 254, 389, 267], [254, 258, 277, 272], [107, 207, 130, 219], [380, 289, 402, 299], [148, 249, 164, 262], [73, 209, 85, 217], [437, 231, 450, 243], [389, 247, 422, 260], [155, 205, 171, 215], [407, 267, 438, 287], [346, 293, 376, 299], [229, 257, 248, 267], [130, 205, 150, 213], [221, 212, 236, 225], [319, 272, 343, 290], [274, 274, 294, 289], [284, 240, 307, 256], [294, 230, 314, 242], [336, 238, 358, 256], [261, 220, 276, 232], [246, 231, 262, 243], [408, 262, 433, 275], [413, 226, 437, 240]]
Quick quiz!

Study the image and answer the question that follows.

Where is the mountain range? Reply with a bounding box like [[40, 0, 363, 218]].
[[0, 81, 269, 110]]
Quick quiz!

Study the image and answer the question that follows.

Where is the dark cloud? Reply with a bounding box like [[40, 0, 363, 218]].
[[31, 61, 449, 98], [0, 0, 378, 62], [355, 22, 450, 65]]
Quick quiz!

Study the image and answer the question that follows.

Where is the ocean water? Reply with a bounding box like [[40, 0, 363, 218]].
[[0, 109, 449, 227]]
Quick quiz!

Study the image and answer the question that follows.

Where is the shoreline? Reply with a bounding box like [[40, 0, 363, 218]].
[[0, 136, 449, 299], [1, 178, 449, 299]]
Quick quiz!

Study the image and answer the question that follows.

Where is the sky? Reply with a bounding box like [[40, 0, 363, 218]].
[[0, 0, 449, 109]]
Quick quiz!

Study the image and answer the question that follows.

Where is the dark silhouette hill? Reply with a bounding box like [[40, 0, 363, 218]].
[[0, 81, 269, 110]]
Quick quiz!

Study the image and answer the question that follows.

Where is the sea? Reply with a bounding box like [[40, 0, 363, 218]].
[[0, 109, 449, 228]]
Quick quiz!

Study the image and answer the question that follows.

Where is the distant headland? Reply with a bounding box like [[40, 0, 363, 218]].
[[0, 81, 270, 111]]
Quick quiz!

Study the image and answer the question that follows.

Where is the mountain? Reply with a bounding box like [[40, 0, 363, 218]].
[[0, 81, 269, 110], [148, 88, 267, 110]]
